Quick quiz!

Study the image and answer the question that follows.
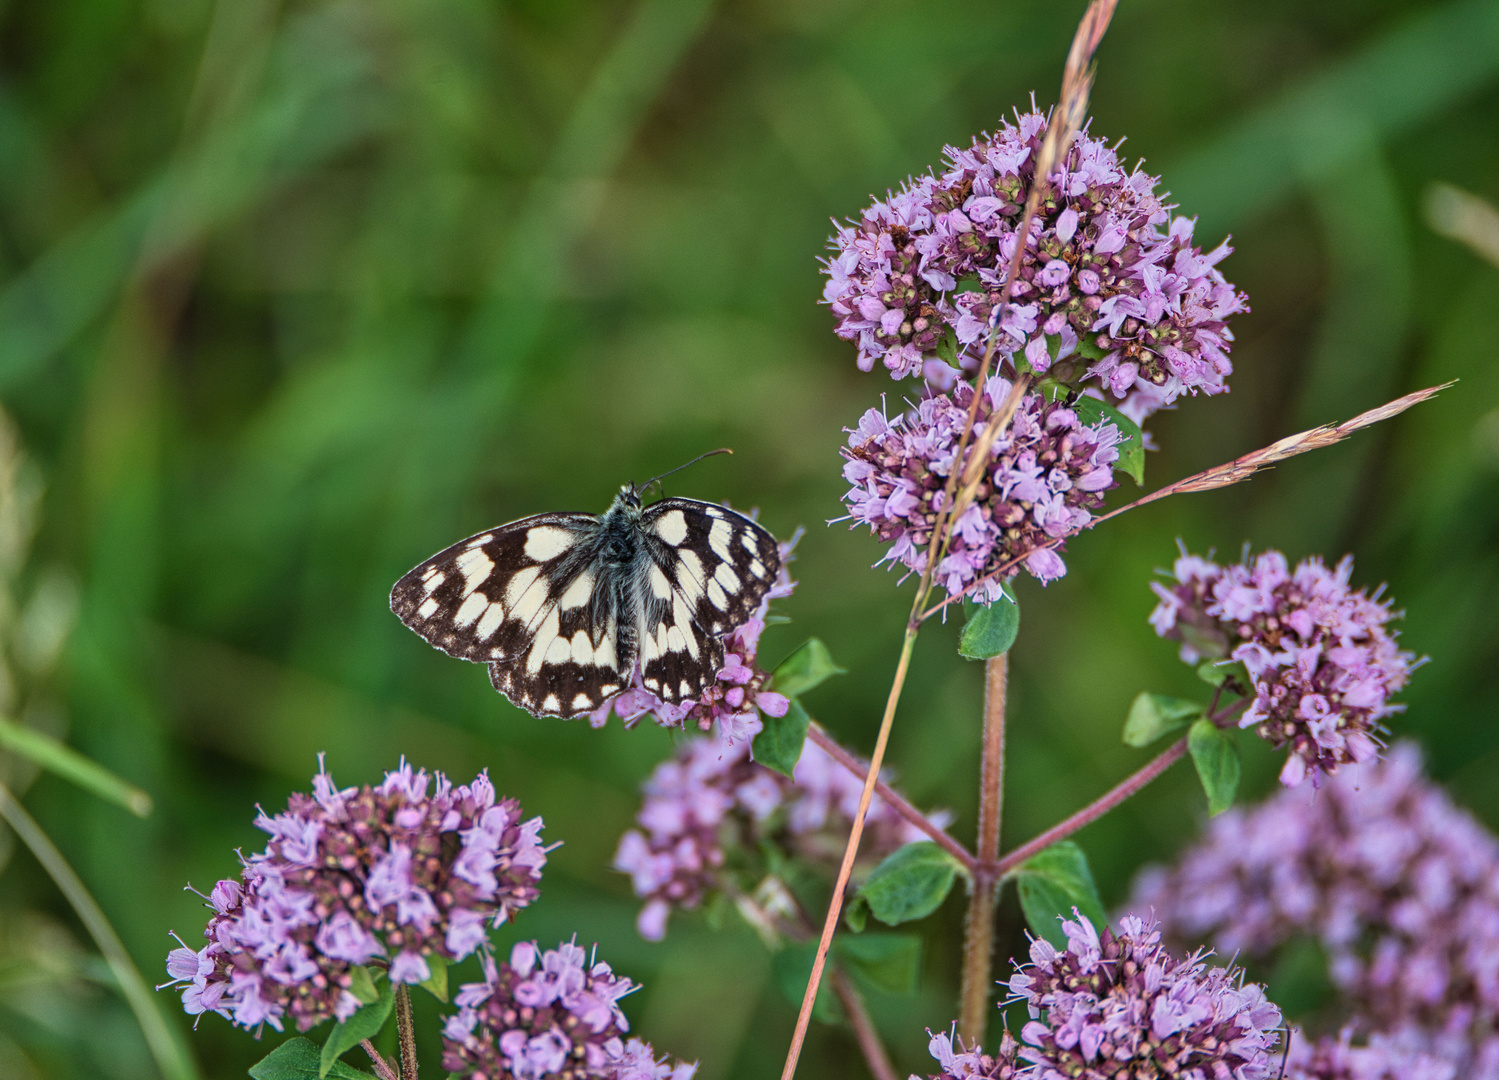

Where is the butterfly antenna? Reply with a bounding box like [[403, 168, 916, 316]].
[[639, 448, 733, 498]]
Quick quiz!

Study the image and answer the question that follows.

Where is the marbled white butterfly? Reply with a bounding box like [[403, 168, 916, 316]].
[[390, 469, 781, 719]]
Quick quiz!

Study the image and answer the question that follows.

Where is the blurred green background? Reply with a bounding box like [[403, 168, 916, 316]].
[[0, 0, 1496, 1076]]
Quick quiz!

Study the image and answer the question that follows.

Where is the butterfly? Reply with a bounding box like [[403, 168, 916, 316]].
[[390, 475, 782, 719]]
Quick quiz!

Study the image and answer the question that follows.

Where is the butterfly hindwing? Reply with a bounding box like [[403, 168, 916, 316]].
[[635, 498, 782, 703]]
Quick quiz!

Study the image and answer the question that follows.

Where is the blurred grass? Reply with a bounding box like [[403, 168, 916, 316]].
[[0, 0, 1495, 1076]]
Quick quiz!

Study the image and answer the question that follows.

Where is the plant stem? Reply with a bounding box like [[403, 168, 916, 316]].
[[362, 1041, 400, 1080], [991, 737, 1187, 879], [779, 625, 918, 1080], [806, 722, 976, 872], [395, 983, 418, 1080], [0, 781, 200, 1080], [830, 968, 899, 1080], [958, 654, 1008, 1044]]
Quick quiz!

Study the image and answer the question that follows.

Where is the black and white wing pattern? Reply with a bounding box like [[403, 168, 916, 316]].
[[634, 497, 782, 704], [390, 487, 782, 720]]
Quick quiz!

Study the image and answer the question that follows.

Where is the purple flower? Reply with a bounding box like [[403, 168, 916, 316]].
[[1130, 742, 1499, 1075], [822, 108, 1247, 422], [440, 940, 694, 1080], [163, 759, 548, 1032], [1006, 911, 1283, 1079], [1149, 547, 1416, 787], [840, 377, 1119, 596], [613, 734, 946, 941], [1284, 1027, 1459, 1080], [917, 1028, 1019, 1079], [586, 538, 798, 745]]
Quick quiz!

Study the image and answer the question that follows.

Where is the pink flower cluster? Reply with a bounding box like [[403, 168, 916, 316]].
[[587, 538, 797, 745], [1285, 1028, 1457, 1080], [918, 1029, 1019, 1079], [1131, 743, 1499, 1078], [165, 759, 547, 1032], [1006, 912, 1283, 1079], [441, 940, 695, 1080], [1150, 547, 1415, 787], [841, 377, 1120, 594], [613, 734, 943, 941], [822, 108, 1247, 423]]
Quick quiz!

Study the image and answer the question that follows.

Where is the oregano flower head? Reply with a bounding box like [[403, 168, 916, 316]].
[[919, 1028, 1020, 1079], [841, 376, 1120, 595], [441, 940, 695, 1080], [1007, 912, 1283, 1079], [613, 734, 943, 941], [1149, 547, 1415, 786], [823, 107, 1247, 423], [164, 759, 547, 1032], [1285, 1028, 1458, 1080], [1131, 742, 1499, 1072]]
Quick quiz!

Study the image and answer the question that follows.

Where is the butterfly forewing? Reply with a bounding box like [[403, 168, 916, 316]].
[[636, 498, 782, 703]]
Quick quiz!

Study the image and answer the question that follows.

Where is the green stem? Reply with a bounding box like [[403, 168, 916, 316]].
[[0, 780, 199, 1080]]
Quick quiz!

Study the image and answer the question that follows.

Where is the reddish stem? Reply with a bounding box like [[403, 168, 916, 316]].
[[831, 968, 900, 1080], [807, 722, 977, 873], [990, 737, 1188, 879]]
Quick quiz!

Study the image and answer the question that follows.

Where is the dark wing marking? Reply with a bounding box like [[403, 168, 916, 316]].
[[636, 498, 782, 704]]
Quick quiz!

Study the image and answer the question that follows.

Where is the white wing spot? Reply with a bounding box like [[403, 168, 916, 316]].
[[526, 609, 561, 675], [676, 549, 706, 598], [741, 531, 758, 552], [524, 526, 574, 562], [453, 591, 488, 629], [594, 630, 618, 670], [507, 568, 549, 627], [666, 626, 688, 654], [420, 571, 445, 596], [655, 509, 689, 546], [707, 579, 728, 610], [641, 629, 661, 662], [542, 694, 560, 712], [417, 597, 438, 619], [714, 562, 741, 593], [476, 602, 506, 641], [572, 693, 592, 710], [708, 519, 734, 562], [649, 564, 672, 600], [466, 534, 494, 548], [679, 680, 692, 698], [559, 570, 595, 611], [546, 635, 571, 664], [674, 596, 699, 658], [570, 630, 594, 666], [457, 548, 494, 595], [748, 559, 768, 579]]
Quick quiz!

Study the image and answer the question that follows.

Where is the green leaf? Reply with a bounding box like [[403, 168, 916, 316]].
[[347, 965, 379, 1005], [249, 1039, 371, 1080], [319, 980, 393, 1077], [770, 638, 845, 698], [832, 933, 921, 995], [772, 941, 842, 1023], [419, 954, 447, 1002], [845, 842, 963, 931], [1072, 335, 1109, 362], [1188, 719, 1240, 816], [958, 594, 1020, 659], [0, 717, 153, 817], [934, 329, 960, 365], [1196, 661, 1229, 687], [753, 699, 810, 778], [1072, 396, 1145, 485], [1177, 622, 1229, 662], [953, 274, 985, 295], [1012, 841, 1108, 948], [1122, 693, 1202, 747]]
